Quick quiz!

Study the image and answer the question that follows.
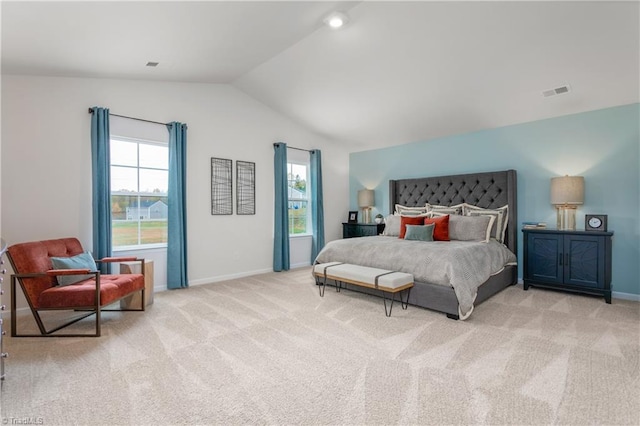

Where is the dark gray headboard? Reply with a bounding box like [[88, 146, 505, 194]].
[[389, 170, 517, 255]]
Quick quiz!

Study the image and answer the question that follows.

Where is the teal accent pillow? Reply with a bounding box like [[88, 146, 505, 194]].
[[50, 251, 98, 286], [404, 223, 435, 241]]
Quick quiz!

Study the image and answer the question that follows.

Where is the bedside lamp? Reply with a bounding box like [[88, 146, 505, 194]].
[[551, 175, 584, 230], [358, 189, 375, 224]]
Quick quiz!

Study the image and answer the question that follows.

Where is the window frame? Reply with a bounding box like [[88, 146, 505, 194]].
[[287, 159, 312, 237], [110, 136, 169, 251]]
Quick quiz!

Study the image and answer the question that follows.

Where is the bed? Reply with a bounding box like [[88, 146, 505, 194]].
[[314, 169, 518, 320]]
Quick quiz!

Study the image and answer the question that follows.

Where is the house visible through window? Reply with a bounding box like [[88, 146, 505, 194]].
[[287, 161, 311, 235], [110, 137, 168, 248]]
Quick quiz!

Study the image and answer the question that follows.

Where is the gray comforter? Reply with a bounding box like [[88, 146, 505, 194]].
[[314, 236, 517, 319]]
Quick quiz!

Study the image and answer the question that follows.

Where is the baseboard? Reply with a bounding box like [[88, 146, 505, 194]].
[[187, 267, 274, 288], [612, 291, 640, 302], [151, 265, 313, 293]]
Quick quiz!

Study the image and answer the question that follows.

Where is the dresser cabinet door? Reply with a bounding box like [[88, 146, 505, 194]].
[[526, 233, 563, 284], [357, 225, 378, 237], [342, 223, 382, 238], [564, 235, 604, 288], [342, 224, 357, 238]]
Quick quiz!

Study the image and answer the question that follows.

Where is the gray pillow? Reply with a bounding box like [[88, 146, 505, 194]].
[[463, 204, 509, 243], [50, 251, 98, 286], [404, 223, 435, 241], [448, 215, 495, 242]]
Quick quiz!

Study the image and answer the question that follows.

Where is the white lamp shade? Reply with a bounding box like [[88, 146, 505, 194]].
[[358, 189, 375, 208], [550, 176, 584, 205]]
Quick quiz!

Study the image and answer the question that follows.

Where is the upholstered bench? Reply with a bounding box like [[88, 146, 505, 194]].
[[313, 262, 413, 317]]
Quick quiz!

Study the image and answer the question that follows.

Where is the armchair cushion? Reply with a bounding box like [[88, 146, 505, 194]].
[[38, 274, 143, 309], [50, 251, 97, 286]]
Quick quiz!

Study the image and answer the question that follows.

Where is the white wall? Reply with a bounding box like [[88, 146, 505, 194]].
[[1, 75, 350, 306]]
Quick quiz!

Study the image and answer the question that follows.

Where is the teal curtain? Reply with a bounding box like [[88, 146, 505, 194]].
[[273, 143, 290, 271], [167, 122, 189, 289], [310, 149, 325, 262], [90, 107, 111, 272]]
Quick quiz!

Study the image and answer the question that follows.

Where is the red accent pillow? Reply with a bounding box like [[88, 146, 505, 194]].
[[399, 215, 428, 239], [424, 215, 450, 241]]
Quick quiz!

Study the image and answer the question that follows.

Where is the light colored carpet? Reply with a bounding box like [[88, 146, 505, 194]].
[[1, 267, 639, 425]]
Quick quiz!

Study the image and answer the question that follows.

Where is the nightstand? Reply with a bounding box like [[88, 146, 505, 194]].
[[522, 228, 613, 303], [342, 222, 385, 238], [120, 260, 154, 308]]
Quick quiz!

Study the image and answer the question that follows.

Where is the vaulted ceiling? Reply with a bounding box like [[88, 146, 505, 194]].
[[2, 1, 638, 151]]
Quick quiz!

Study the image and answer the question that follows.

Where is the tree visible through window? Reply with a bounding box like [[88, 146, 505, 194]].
[[287, 162, 311, 235], [111, 137, 168, 248]]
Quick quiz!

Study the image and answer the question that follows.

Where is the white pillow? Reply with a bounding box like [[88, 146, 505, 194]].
[[429, 203, 464, 215], [429, 211, 447, 218], [394, 204, 429, 216]]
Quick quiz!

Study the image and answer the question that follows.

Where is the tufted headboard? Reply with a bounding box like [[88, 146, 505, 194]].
[[389, 170, 517, 255]]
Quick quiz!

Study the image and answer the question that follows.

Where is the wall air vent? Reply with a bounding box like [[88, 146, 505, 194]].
[[542, 85, 571, 97]]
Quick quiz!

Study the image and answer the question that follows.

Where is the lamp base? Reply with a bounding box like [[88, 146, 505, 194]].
[[556, 205, 577, 230], [363, 208, 371, 224]]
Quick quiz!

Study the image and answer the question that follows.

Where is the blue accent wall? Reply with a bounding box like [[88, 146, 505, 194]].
[[350, 103, 639, 296]]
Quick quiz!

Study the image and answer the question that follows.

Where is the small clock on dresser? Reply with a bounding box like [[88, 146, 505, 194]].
[[585, 214, 607, 231]]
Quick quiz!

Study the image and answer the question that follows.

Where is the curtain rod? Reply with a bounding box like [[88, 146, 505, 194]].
[[88, 108, 168, 126], [272, 143, 313, 153]]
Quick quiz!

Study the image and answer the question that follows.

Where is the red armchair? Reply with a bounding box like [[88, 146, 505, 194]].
[[7, 237, 145, 337]]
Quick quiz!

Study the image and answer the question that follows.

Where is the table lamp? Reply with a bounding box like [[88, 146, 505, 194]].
[[550, 175, 584, 230]]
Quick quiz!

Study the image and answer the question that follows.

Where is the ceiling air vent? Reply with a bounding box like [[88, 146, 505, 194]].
[[542, 85, 571, 98]]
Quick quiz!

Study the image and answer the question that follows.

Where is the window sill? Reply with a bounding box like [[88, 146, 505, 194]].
[[113, 243, 167, 253], [289, 233, 312, 239]]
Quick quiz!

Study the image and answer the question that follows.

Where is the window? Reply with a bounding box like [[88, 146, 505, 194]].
[[287, 161, 311, 235], [110, 137, 168, 249]]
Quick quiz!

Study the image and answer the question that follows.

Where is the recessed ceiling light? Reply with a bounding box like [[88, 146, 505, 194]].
[[324, 12, 348, 29], [146, 62, 159, 67]]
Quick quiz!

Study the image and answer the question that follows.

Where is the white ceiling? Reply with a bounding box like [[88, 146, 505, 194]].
[[1, 1, 357, 83], [2, 1, 639, 151]]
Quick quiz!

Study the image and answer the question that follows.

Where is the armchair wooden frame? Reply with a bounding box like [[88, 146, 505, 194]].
[[9, 256, 146, 338]]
